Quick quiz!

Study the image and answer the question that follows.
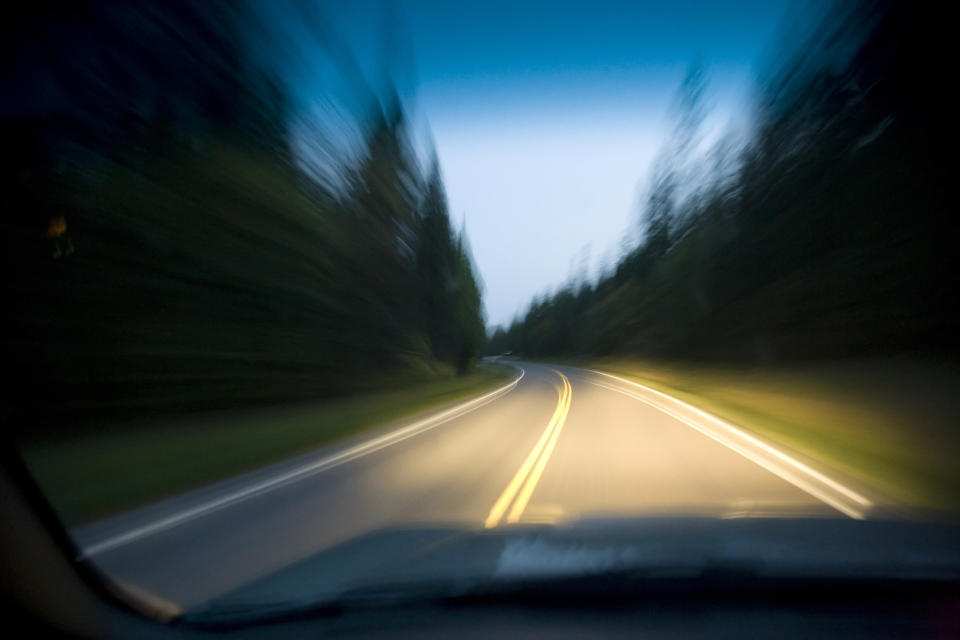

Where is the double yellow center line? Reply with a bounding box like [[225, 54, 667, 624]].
[[484, 370, 572, 527]]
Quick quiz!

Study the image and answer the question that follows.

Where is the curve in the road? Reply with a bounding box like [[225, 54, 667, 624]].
[[484, 370, 572, 527], [82, 367, 526, 557]]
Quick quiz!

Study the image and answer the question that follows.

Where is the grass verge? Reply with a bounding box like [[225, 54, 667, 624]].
[[589, 357, 960, 512], [20, 367, 513, 525]]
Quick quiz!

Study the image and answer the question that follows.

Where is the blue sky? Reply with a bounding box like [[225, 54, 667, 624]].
[[323, 0, 789, 326]]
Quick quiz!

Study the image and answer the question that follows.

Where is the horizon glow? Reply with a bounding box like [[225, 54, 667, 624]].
[[327, 0, 789, 326]]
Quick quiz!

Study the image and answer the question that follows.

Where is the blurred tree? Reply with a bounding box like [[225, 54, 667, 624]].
[[2, 1, 487, 429], [494, 0, 954, 364]]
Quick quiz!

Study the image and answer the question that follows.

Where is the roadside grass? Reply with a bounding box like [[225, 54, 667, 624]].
[[589, 358, 960, 512], [20, 367, 513, 525]]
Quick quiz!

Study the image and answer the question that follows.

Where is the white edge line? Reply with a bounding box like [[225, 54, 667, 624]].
[[589, 380, 863, 519], [81, 368, 525, 557], [585, 370, 871, 519], [589, 370, 871, 505]]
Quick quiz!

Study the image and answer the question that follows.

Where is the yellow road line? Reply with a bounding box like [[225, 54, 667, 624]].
[[507, 373, 571, 523], [483, 379, 564, 528], [484, 370, 572, 528]]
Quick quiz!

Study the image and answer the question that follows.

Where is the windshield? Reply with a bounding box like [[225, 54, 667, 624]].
[[3, 0, 957, 619]]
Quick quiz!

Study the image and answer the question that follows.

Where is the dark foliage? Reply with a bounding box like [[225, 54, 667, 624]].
[[2, 1, 485, 429], [490, 0, 953, 364]]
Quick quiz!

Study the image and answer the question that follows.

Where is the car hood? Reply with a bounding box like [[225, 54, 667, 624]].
[[182, 516, 960, 625]]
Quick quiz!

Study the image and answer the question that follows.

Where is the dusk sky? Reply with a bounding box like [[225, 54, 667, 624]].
[[327, 0, 790, 327]]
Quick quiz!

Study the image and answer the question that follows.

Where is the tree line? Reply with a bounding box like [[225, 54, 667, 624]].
[[2, 1, 484, 429], [489, 0, 953, 364]]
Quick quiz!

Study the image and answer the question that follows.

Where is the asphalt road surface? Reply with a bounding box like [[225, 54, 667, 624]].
[[72, 362, 873, 609]]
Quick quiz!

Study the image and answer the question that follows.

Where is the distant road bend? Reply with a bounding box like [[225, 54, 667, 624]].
[[74, 362, 873, 608]]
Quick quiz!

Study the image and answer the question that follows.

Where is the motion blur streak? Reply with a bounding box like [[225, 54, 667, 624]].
[[3, 1, 487, 431], [83, 367, 525, 557], [588, 371, 872, 519], [485, 370, 571, 527]]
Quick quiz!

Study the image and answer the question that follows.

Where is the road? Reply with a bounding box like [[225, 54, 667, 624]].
[[72, 362, 872, 609]]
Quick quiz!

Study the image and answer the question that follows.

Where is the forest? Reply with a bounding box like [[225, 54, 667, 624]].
[[487, 0, 953, 364], [2, 2, 485, 429]]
